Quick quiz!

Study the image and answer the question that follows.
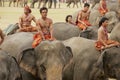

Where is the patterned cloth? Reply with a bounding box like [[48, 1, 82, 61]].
[[77, 20, 91, 30]]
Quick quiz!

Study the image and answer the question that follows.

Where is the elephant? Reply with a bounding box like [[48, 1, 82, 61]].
[[90, 0, 100, 8], [89, 10, 119, 33], [30, 0, 57, 8], [94, 47, 120, 80], [66, 0, 81, 8], [30, 0, 42, 8], [62, 37, 109, 80], [3, 22, 97, 40], [9, 0, 27, 7], [0, 32, 73, 80], [52, 22, 80, 40], [110, 22, 120, 42], [42, 0, 57, 8], [63, 36, 120, 80], [0, 50, 22, 80]]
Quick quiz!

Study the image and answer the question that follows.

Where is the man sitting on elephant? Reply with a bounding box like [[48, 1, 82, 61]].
[[76, 3, 91, 31], [95, 17, 120, 51], [18, 5, 38, 32], [32, 7, 54, 48], [98, 0, 108, 16]]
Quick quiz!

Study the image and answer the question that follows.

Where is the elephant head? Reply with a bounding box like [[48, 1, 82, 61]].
[[0, 50, 22, 80], [80, 26, 98, 40], [104, 11, 119, 33], [35, 40, 73, 80], [95, 47, 120, 79]]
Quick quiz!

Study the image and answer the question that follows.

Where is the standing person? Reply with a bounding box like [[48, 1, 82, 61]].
[[95, 17, 120, 51], [65, 15, 76, 25], [32, 7, 54, 48], [18, 5, 37, 32], [76, 3, 91, 30], [98, 0, 108, 16]]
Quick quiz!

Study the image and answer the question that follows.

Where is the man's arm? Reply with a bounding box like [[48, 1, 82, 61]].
[[32, 16, 37, 26], [77, 12, 87, 26]]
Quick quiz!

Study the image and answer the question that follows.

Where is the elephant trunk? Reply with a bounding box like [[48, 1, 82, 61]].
[[46, 63, 63, 80]]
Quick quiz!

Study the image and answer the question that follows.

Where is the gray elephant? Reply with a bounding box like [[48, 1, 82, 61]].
[[62, 37, 108, 80], [90, 0, 100, 8], [89, 10, 119, 33], [94, 47, 120, 80], [52, 22, 80, 40], [0, 50, 22, 80], [30, 0, 42, 8], [110, 22, 120, 42], [9, 0, 27, 7], [0, 32, 73, 80], [66, 0, 81, 8], [42, 0, 57, 8], [80, 26, 98, 40]]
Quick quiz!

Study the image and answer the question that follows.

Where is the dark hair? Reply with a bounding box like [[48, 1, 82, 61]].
[[84, 3, 90, 7], [65, 15, 72, 22], [99, 17, 108, 27], [39, 7, 48, 13]]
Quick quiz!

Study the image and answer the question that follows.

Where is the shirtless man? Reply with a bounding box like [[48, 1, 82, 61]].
[[32, 7, 54, 48], [76, 3, 91, 30], [98, 0, 108, 16], [95, 17, 120, 50], [18, 5, 37, 32]]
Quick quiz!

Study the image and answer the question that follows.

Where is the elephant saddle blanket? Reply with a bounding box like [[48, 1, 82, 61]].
[[32, 33, 55, 48], [95, 40, 119, 51], [19, 26, 38, 32], [77, 20, 91, 30]]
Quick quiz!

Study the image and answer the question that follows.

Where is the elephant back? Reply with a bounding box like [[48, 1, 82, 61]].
[[52, 22, 80, 40], [0, 32, 34, 58]]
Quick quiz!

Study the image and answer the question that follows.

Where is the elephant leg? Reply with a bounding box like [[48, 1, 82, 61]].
[[0, 0, 2, 7], [3, 0, 4, 7], [9, 1, 12, 7], [89, 67, 108, 80], [48, 0, 52, 8], [53, 0, 56, 8], [38, 0, 42, 8], [42, 0, 48, 7], [67, 2, 71, 8]]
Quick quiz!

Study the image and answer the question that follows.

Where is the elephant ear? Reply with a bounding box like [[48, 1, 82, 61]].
[[9, 56, 22, 80], [95, 50, 107, 70], [17, 48, 35, 64], [59, 46, 73, 66], [17, 48, 37, 76]]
